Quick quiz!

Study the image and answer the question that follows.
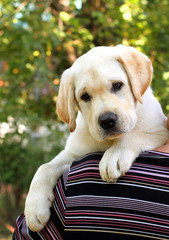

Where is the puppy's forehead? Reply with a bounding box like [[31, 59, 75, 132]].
[[72, 46, 115, 70], [71, 47, 128, 85]]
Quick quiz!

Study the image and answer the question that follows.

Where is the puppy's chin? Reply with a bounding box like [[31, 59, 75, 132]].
[[91, 130, 124, 142]]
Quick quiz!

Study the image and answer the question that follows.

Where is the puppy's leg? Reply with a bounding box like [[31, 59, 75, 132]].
[[99, 138, 138, 182], [24, 149, 77, 232], [99, 130, 169, 182], [24, 115, 103, 232]]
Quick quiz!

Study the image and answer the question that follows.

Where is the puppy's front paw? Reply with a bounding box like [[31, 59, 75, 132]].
[[99, 149, 134, 182], [24, 190, 54, 232]]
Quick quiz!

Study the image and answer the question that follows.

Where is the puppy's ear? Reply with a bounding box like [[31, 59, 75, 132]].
[[117, 45, 153, 103], [56, 69, 76, 132]]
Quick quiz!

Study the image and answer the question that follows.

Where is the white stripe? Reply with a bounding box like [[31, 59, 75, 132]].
[[65, 215, 169, 229], [67, 180, 169, 192], [66, 225, 169, 239]]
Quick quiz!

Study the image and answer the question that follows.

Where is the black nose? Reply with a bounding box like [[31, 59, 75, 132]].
[[98, 112, 117, 130]]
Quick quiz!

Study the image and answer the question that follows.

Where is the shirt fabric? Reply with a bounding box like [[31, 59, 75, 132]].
[[13, 151, 169, 240]]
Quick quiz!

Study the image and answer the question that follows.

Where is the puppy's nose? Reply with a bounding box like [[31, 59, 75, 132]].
[[98, 112, 117, 130]]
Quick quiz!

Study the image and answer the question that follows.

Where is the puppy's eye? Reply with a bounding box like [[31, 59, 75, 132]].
[[112, 82, 123, 92], [81, 93, 91, 102]]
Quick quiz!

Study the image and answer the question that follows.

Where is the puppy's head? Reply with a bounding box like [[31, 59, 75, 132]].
[[57, 45, 152, 141]]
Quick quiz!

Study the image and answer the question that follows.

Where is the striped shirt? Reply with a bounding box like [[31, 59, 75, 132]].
[[13, 151, 169, 240]]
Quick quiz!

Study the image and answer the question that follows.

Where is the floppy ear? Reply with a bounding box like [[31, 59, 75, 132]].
[[56, 69, 76, 132], [116, 45, 153, 103]]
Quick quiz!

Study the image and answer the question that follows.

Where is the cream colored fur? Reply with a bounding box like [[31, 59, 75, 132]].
[[24, 45, 169, 232]]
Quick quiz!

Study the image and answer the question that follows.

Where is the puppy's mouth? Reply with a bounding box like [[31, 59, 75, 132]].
[[105, 131, 124, 140], [96, 128, 125, 141]]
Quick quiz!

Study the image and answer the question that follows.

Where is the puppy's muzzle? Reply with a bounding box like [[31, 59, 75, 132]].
[[98, 112, 118, 134]]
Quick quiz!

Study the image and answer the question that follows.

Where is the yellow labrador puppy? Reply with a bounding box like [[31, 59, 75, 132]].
[[25, 45, 169, 232]]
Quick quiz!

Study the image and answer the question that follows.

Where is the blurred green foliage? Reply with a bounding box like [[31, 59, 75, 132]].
[[0, 0, 169, 232]]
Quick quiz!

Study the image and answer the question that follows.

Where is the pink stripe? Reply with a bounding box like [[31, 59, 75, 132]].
[[70, 167, 99, 173], [58, 181, 66, 202], [132, 165, 169, 172], [66, 211, 169, 225], [129, 169, 169, 178], [65, 219, 169, 234], [125, 175, 169, 185], [68, 173, 100, 181], [149, 150, 169, 157]]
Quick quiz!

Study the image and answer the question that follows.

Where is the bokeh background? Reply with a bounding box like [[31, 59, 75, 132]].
[[0, 0, 169, 238]]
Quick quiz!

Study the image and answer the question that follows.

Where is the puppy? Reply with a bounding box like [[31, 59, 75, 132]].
[[25, 45, 169, 232]]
